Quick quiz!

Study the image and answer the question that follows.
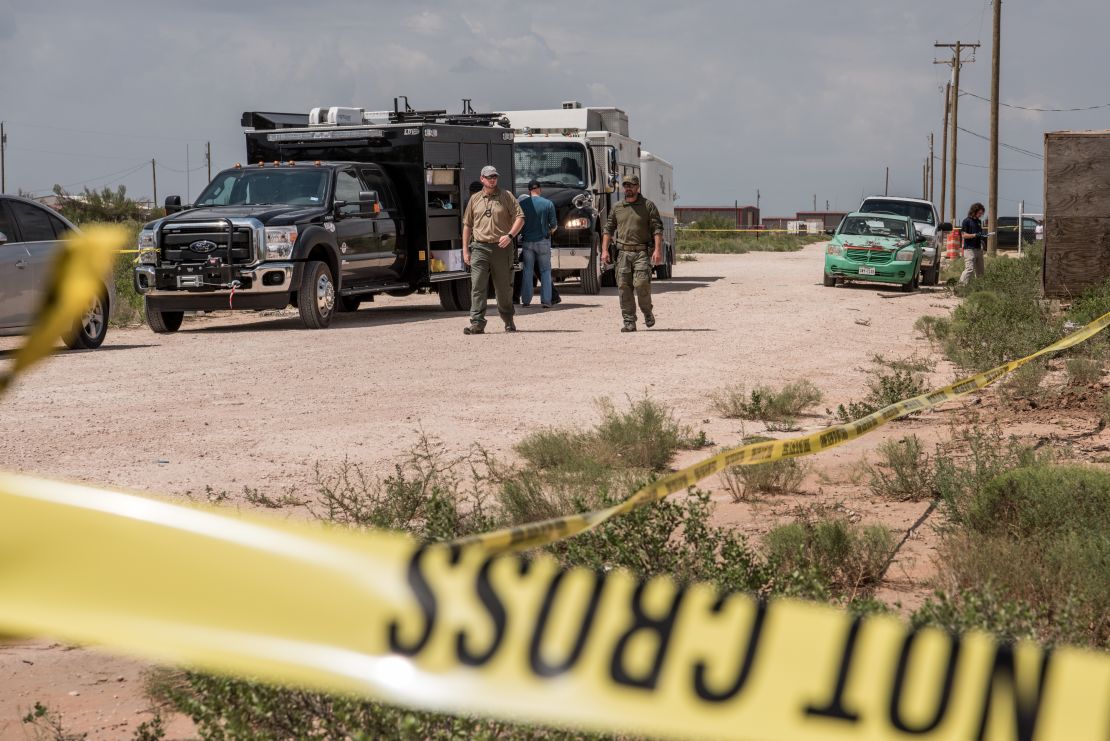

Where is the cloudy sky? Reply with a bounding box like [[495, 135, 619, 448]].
[[1, 0, 1105, 217]]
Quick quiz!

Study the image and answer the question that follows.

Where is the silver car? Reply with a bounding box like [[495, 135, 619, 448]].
[[0, 195, 111, 349]]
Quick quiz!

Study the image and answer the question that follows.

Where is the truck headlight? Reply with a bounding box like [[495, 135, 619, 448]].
[[137, 230, 158, 264], [564, 216, 590, 230], [895, 247, 917, 261], [264, 227, 298, 260], [827, 243, 844, 256]]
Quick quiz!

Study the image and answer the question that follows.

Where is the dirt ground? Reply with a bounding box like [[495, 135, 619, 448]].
[[3, 244, 1093, 739]]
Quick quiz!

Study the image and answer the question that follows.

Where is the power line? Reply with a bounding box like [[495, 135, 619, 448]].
[[4, 120, 208, 144], [931, 155, 1040, 172], [156, 161, 209, 174], [957, 126, 1043, 160], [7, 145, 149, 162], [960, 88, 1110, 112], [26, 160, 150, 197]]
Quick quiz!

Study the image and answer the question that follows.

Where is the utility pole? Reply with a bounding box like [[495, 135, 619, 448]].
[[987, 1, 1001, 256], [152, 159, 158, 208], [1, 121, 6, 194], [939, 82, 950, 222], [922, 159, 927, 199], [206, 141, 212, 183], [186, 144, 190, 203], [885, 167, 889, 196], [813, 194, 817, 211], [928, 133, 935, 202], [936, 41, 979, 224]]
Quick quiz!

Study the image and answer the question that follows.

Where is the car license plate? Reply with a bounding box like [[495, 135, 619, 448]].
[[858, 266, 876, 276]]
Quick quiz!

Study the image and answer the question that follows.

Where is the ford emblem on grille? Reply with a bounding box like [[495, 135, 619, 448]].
[[190, 240, 218, 253]]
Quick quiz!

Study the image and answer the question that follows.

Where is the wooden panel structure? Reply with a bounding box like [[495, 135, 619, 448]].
[[1044, 131, 1110, 298]]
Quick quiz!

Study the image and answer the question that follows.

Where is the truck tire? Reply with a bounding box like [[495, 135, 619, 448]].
[[922, 263, 940, 286], [900, 272, 920, 293], [297, 260, 336, 329], [337, 297, 361, 312], [145, 300, 184, 334], [823, 272, 836, 287], [62, 290, 109, 349], [581, 238, 602, 295]]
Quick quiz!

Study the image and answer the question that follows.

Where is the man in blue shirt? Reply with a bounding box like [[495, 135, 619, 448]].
[[959, 202, 987, 285], [517, 179, 559, 307]]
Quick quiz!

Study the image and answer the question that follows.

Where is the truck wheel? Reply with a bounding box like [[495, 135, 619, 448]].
[[582, 238, 602, 295], [823, 272, 836, 287], [62, 291, 109, 349], [922, 263, 940, 286], [337, 296, 361, 312], [900, 273, 920, 293], [438, 279, 469, 311], [145, 300, 184, 334], [298, 260, 335, 329]]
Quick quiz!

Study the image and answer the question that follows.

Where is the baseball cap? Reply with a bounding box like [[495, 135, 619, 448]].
[[621, 174, 640, 186], [481, 165, 499, 178], [527, 179, 541, 190]]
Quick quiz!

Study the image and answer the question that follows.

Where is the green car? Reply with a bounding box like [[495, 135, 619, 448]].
[[823, 212, 924, 292]]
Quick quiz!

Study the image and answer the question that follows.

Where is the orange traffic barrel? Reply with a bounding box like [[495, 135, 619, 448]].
[[945, 230, 960, 260]]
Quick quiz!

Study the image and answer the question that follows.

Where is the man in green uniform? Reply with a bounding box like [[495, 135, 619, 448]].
[[601, 174, 663, 332], [462, 165, 525, 335]]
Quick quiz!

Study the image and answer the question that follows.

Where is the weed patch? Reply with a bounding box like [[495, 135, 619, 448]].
[[764, 517, 894, 602], [711, 379, 823, 421], [719, 436, 808, 501], [834, 366, 927, 423], [867, 435, 934, 501]]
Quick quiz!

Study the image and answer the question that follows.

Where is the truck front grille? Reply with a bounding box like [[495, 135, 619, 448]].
[[160, 225, 254, 264]]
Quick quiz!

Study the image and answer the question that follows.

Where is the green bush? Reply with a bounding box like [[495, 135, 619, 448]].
[[764, 518, 893, 601], [834, 367, 927, 423], [710, 379, 823, 421], [719, 437, 808, 501], [933, 464, 1110, 648], [1065, 356, 1103, 386], [931, 245, 1063, 371], [998, 359, 1048, 405], [867, 435, 934, 501]]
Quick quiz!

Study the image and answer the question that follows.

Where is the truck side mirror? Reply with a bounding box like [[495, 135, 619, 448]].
[[359, 190, 381, 215], [165, 195, 182, 215]]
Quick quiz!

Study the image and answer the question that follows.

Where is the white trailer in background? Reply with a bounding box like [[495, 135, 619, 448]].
[[638, 150, 676, 278], [501, 101, 677, 290]]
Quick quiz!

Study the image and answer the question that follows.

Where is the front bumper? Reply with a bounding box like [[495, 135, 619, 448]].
[[825, 256, 918, 284], [135, 262, 297, 297]]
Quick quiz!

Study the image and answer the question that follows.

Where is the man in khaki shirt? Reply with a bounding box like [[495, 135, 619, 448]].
[[601, 174, 663, 332], [462, 165, 525, 334]]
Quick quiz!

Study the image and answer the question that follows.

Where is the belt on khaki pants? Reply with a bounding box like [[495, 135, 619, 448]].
[[618, 243, 650, 252]]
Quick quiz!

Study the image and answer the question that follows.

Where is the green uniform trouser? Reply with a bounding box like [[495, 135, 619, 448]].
[[617, 248, 653, 324], [469, 242, 515, 327]]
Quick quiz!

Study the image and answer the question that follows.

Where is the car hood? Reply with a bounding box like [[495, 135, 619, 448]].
[[151, 205, 327, 228], [833, 235, 911, 249]]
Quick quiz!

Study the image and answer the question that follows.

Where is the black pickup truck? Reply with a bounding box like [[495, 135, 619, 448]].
[[135, 106, 514, 331]]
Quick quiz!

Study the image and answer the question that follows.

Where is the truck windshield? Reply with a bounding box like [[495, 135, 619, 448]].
[[194, 170, 329, 207], [513, 143, 589, 191], [859, 200, 935, 225]]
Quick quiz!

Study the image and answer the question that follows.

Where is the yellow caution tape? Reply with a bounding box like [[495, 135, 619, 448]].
[[1, 473, 1108, 740], [0, 226, 122, 397], [2, 224, 1109, 738], [453, 310, 1110, 554]]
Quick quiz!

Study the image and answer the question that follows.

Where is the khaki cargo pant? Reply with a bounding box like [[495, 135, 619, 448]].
[[617, 248, 653, 325], [469, 242, 515, 328]]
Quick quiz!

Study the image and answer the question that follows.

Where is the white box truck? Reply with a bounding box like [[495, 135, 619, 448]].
[[501, 101, 676, 291]]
